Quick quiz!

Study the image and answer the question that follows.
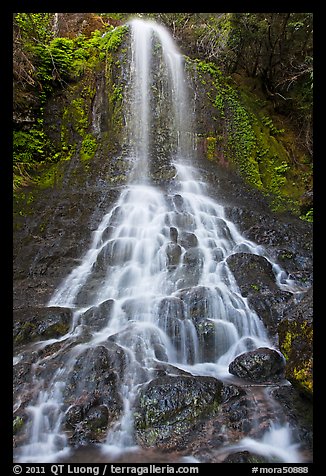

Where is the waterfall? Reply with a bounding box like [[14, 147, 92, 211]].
[[14, 18, 306, 464]]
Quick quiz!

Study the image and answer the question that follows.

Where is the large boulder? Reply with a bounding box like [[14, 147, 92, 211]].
[[63, 344, 126, 445], [228, 347, 286, 383], [134, 375, 223, 449]]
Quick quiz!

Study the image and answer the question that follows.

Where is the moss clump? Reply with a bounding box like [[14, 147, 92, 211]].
[[101, 25, 128, 52], [206, 136, 217, 161], [80, 134, 97, 161], [13, 321, 37, 346], [13, 416, 24, 435]]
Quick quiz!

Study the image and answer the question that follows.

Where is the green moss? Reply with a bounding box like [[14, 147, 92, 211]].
[[300, 208, 313, 222], [280, 330, 292, 361], [14, 322, 37, 346], [44, 321, 70, 338], [293, 364, 313, 393], [206, 136, 217, 161], [261, 115, 285, 135], [80, 134, 98, 161], [33, 160, 66, 189], [250, 284, 260, 292], [13, 24, 128, 193], [13, 416, 24, 435], [69, 98, 89, 135], [101, 25, 128, 52]]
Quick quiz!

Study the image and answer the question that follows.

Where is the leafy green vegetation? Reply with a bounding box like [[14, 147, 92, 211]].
[[13, 13, 312, 220], [81, 134, 98, 161], [193, 58, 312, 216]]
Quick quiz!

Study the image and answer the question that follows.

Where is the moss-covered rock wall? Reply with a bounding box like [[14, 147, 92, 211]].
[[187, 60, 312, 219]]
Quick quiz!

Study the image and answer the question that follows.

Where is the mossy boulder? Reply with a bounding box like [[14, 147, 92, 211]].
[[278, 288, 313, 397], [13, 306, 72, 347], [134, 375, 223, 449]]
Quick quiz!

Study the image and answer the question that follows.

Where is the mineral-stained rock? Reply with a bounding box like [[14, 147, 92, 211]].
[[134, 375, 223, 449]]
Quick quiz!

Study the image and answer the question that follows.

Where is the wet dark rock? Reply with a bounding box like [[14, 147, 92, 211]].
[[172, 194, 185, 211], [65, 403, 110, 445], [13, 306, 72, 348], [150, 165, 176, 185], [165, 242, 182, 267], [226, 253, 276, 293], [80, 299, 115, 331], [175, 286, 212, 321], [108, 322, 167, 369], [169, 211, 196, 230], [157, 296, 184, 330], [179, 231, 198, 249], [226, 252, 293, 335], [121, 298, 149, 318], [223, 451, 269, 463], [13, 353, 39, 416], [63, 344, 126, 444], [95, 238, 133, 269], [229, 347, 286, 383], [157, 296, 198, 361], [182, 247, 204, 267], [246, 292, 293, 339], [170, 286, 219, 361], [270, 385, 313, 453], [211, 247, 224, 262], [225, 207, 313, 288], [153, 362, 193, 378], [65, 344, 126, 400], [134, 375, 223, 449], [75, 279, 104, 307], [169, 226, 178, 243]]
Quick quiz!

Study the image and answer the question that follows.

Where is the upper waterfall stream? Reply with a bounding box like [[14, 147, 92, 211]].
[[13, 18, 308, 464]]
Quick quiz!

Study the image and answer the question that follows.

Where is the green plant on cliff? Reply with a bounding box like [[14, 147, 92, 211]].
[[195, 60, 263, 189], [13, 20, 130, 193]]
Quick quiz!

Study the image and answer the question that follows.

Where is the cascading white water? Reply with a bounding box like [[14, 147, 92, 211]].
[[14, 18, 305, 464]]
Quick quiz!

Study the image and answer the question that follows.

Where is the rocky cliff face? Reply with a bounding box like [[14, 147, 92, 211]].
[[13, 27, 313, 462]]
